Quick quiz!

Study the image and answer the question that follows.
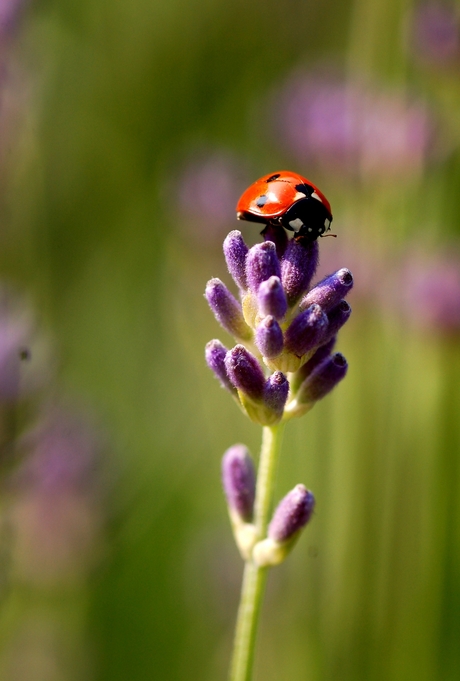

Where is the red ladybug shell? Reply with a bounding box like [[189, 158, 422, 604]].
[[236, 171, 332, 223]]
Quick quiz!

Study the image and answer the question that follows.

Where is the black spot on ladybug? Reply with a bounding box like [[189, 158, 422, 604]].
[[266, 174, 280, 183], [295, 183, 314, 197], [256, 195, 268, 207]]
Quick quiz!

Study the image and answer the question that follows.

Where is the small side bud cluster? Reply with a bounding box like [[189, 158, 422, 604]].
[[222, 445, 316, 564], [205, 230, 352, 424]]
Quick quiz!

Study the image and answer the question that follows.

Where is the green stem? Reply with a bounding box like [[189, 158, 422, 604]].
[[229, 423, 285, 681]]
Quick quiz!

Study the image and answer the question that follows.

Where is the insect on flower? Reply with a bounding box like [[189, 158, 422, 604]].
[[236, 170, 334, 244]]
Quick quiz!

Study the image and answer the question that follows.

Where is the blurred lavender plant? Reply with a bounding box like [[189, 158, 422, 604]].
[[272, 71, 433, 181], [205, 226, 352, 681], [173, 150, 249, 248], [0, 288, 107, 681], [0, 0, 26, 37], [11, 407, 105, 586], [410, 2, 460, 66], [398, 246, 460, 334]]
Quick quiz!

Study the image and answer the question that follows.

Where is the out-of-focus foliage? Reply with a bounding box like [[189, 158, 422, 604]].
[[0, 0, 459, 679]]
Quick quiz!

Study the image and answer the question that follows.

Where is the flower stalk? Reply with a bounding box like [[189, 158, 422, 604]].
[[229, 424, 284, 681], [205, 226, 352, 681]]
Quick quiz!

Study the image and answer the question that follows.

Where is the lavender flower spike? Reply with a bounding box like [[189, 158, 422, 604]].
[[205, 278, 252, 341], [255, 316, 284, 359], [253, 484, 315, 566], [257, 276, 288, 320], [299, 268, 353, 312], [281, 239, 319, 305], [284, 304, 328, 358], [269, 484, 315, 542], [224, 345, 265, 402], [245, 241, 281, 294], [222, 444, 255, 523], [205, 340, 237, 396], [297, 352, 348, 405], [223, 230, 249, 290]]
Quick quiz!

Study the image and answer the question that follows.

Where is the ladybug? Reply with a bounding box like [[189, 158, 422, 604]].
[[236, 171, 333, 242]]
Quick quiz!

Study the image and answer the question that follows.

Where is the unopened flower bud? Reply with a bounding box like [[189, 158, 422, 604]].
[[255, 317, 284, 359], [223, 230, 248, 291], [321, 301, 351, 345], [222, 444, 255, 523], [297, 352, 348, 404], [246, 242, 281, 294], [224, 345, 265, 401], [284, 304, 328, 357], [281, 239, 319, 305], [290, 337, 336, 393], [253, 485, 315, 566], [257, 276, 288, 320], [262, 224, 288, 258], [205, 278, 252, 340], [299, 268, 353, 312], [269, 484, 315, 542], [205, 340, 237, 395], [263, 371, 289, 420]]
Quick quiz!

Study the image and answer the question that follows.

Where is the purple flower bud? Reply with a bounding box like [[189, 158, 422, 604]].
[[290, 337, 336, 393], [223, 230, 249, 290], [299, 268, 353, 312], [257, 276, 288, 320], [246, 242, 281, 294], [225, 345, 265, 401], [263, 371, 289, 420], [281, 239, 319, 305], [205, 340, 237, 395], [262, 224, 288, 258], [255, 316, 284, 359], [221, 444, 255, 522], [297, 352, 348, 404], [205, 278, 252, 340], [284, 304, 328, 357], [268, 484, 315, 542], [321, 301, 351, 345]]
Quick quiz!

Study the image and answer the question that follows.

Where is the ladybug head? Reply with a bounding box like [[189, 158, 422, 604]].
[[279, 195, 332, 242]]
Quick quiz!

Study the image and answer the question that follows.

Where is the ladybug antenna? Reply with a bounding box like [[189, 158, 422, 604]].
[[320, 233, 337, 239]]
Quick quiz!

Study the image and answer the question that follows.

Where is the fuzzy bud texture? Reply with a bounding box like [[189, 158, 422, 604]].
[[269, 484, 315, 542], [284, 304, 328, 357], [246, 242, 281, 293], [322, 301, 351, 345], [255, 316, 284, 359], [281, 239, 319, 305], [223, 231, 249, 290], [297, 352, 348, 405], [225, 345, 265, 402], [205, 228, 352, 424], [205, 340, 237, 395], [222, 444, 255, 522], [300, 268, 353, 312], [257, 277, 287, 320], [205, 279, 252, 340], [263, 371, 289, 419], [262, 224, 288, 257]]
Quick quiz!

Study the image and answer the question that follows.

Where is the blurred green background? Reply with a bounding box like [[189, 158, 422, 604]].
[[0, 0, 459, 679]]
